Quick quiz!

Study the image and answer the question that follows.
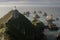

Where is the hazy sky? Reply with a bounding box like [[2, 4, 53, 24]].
[[0, 0, 60, 2], [0, 0, 60, 18], [0, 0, 60, 19]]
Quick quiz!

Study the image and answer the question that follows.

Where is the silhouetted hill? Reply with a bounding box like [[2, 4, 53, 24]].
[[6, 9, 34, 40], [0, 9, 47, 40]]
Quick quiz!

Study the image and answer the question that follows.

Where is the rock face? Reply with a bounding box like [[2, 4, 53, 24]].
[[6, 9, 47, 40], [57, 34, 60, 40]]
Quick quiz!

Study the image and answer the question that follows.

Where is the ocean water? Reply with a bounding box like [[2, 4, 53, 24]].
[[44, 29, 60, 40]]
